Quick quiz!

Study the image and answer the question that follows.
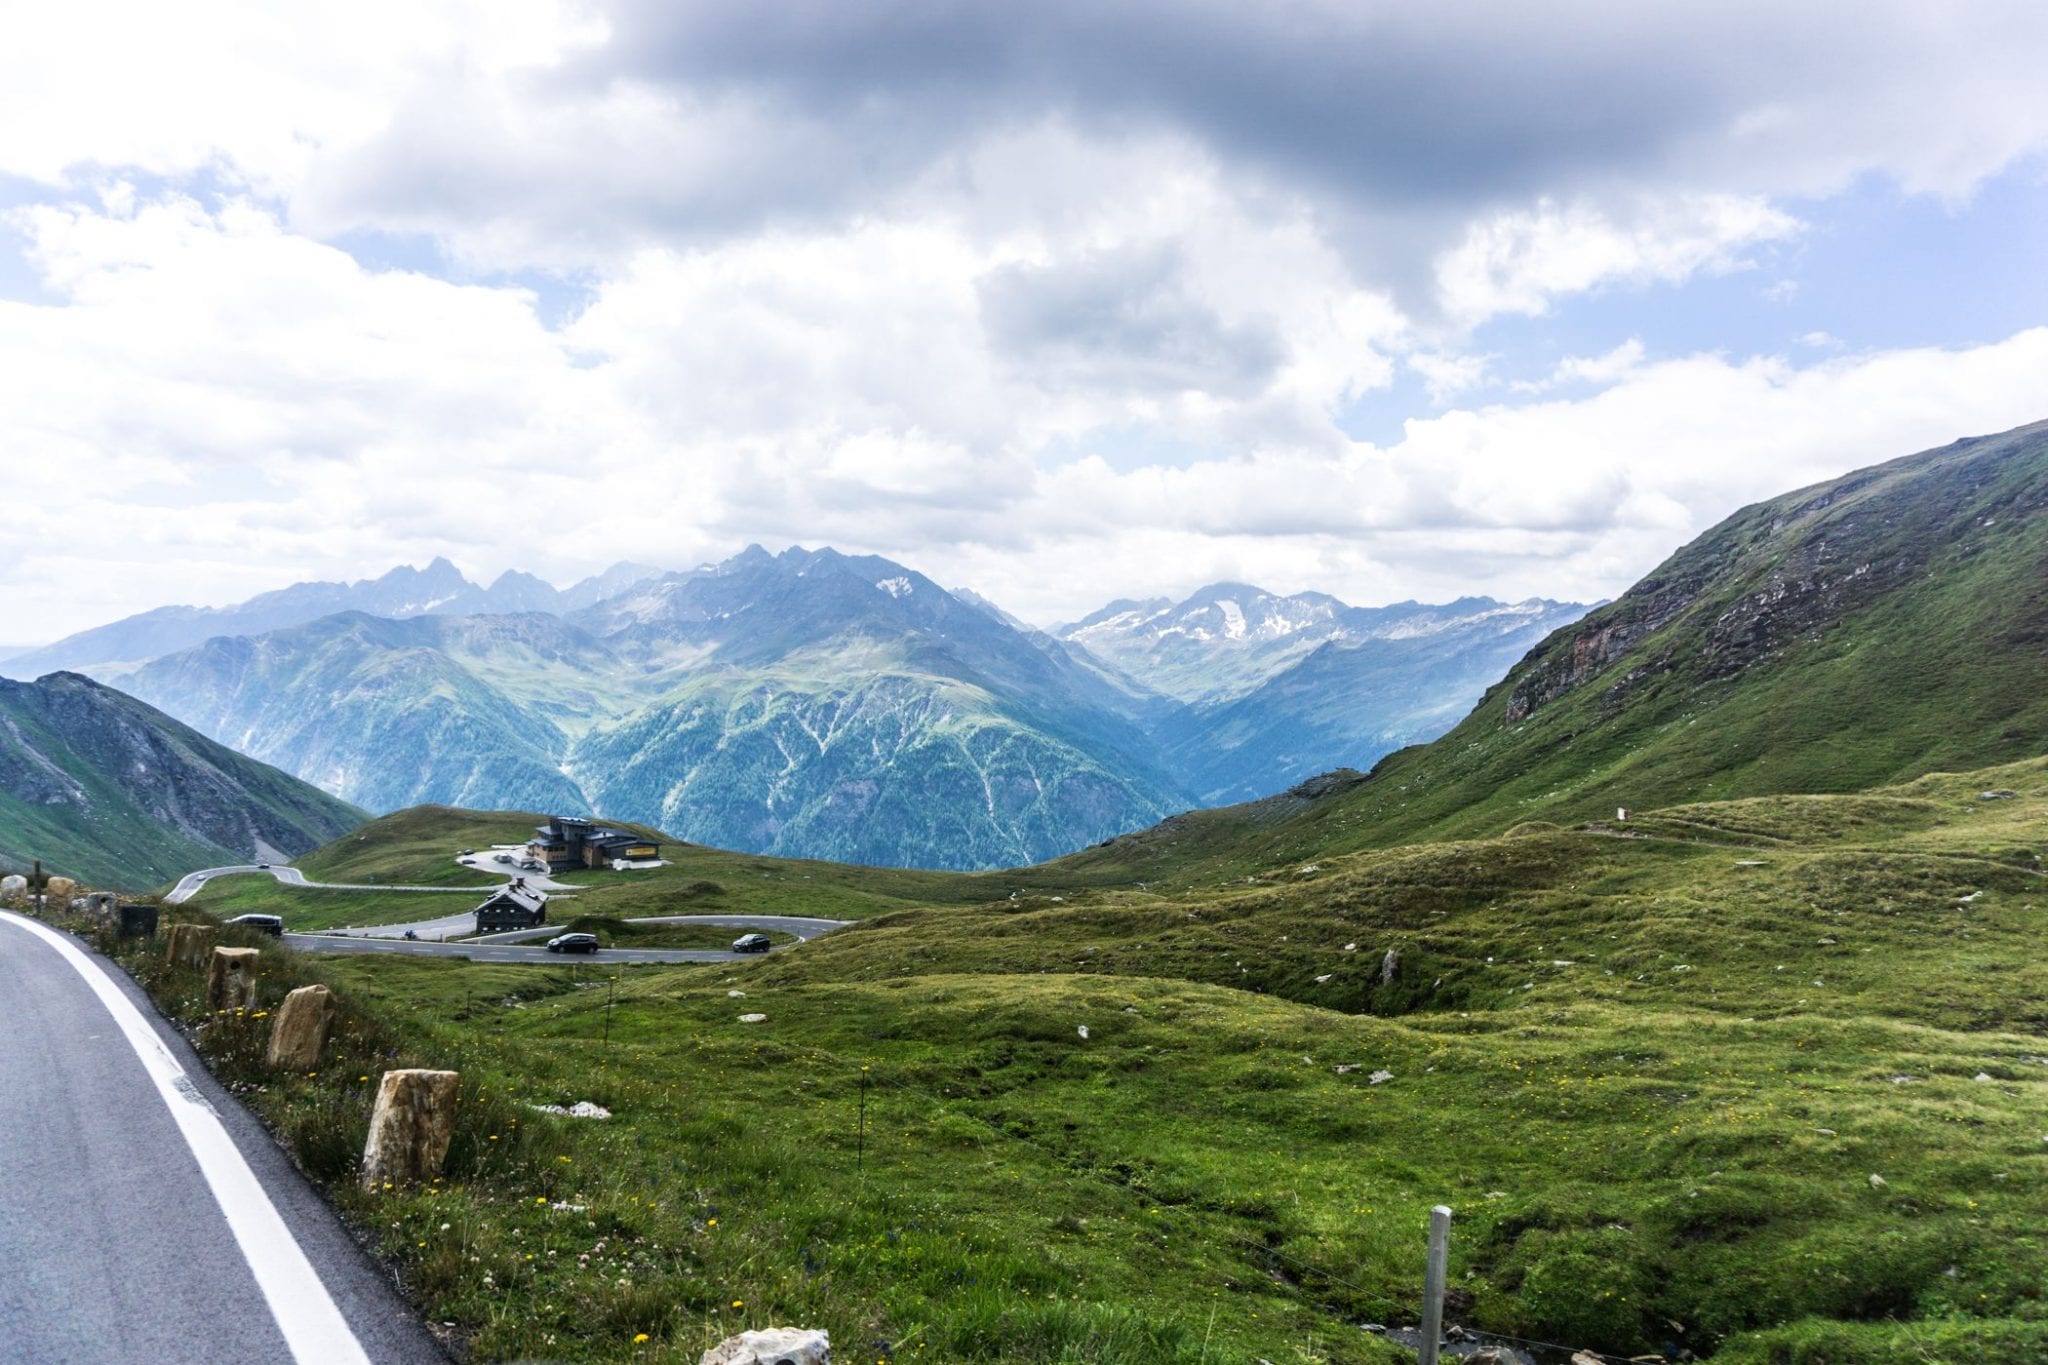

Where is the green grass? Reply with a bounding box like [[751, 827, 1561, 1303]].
[[293, 806, 521, 887], [96, 757, 2048, 1363], [186, 879, 472, 932], [284, 804, 1060, 922]]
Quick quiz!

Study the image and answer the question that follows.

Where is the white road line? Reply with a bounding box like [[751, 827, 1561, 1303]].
[[0, 912, 373, 1365]]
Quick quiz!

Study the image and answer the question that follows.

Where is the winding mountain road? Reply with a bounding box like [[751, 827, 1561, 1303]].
[[170, 865, 850, 963], [293, 914, 847, 964], [0, 910, 449, 1365], [166, 864, 484, 904]]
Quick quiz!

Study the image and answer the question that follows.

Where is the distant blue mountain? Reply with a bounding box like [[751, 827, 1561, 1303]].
[[47, 548, 1589, 869], [1, 559, 664, 680]]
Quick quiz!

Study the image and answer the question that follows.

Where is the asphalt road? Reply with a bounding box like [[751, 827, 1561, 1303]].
[[171, 864, 849, 963], [469, 913, 848, 944], [166, 864, 480, 905], [0, 910, 449, 1365], [286, 910, 848, 965]]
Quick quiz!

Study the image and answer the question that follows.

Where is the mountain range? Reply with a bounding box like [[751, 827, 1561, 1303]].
[[1060, 586, 1587, 802], [8, 417, 2043, 887], [1060, 416, 2048, 880], [8, 548, 1584, 870], [0, 672, 364, 888], [0, 558, 663, 680]]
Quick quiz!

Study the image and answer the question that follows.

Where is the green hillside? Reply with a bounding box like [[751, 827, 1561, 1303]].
[[1057, 419, 2048, 880], [0, 672, 365, 888], [121, 757, 2048, 1363], [203, 803, 1006, 929]]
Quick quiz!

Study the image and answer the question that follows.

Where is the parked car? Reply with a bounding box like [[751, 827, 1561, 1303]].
[[493, 853, 514, 864], [256, 863, 270, 870], [732, 933, 772, 954], [546, 932, 601, 954], [227, 913, 285, 937]]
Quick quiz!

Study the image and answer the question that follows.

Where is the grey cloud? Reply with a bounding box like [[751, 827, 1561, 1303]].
[[588, 1, 1702, 204], [584, 0, 2048, 209], [977, 245, 1284, 397], [294, 0, 2048, 310]]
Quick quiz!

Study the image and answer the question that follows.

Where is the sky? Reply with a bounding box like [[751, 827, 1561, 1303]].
[[3, 1, 2047, 643]]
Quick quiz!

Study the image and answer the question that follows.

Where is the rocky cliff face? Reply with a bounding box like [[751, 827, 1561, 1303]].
[[1273, 417, 2048, 854], [1505, 425, 2048, 727]]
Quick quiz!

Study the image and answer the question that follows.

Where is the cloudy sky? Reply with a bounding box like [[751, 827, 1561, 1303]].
[[4, 1, 2047, 641]]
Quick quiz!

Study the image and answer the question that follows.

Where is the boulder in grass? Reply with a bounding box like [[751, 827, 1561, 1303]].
[[206, 946, 260, 1010], [700, 1327, 831, 1365], [266, 984, 335, 1070], [361, 1069, 460, 1190]]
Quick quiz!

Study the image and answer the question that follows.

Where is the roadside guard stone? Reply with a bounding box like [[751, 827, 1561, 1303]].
[[45, 875, 76, 904], [361, 1069, 460, 1190], [266, 984, 335, 1069], [700, 1327, 831, 1365], [0, 873, 24, 901], [207, 946, 260, 1010], [167, 922, 218, 968]]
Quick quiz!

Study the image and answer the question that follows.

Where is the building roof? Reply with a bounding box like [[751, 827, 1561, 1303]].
[[476, 881, 547, 915]]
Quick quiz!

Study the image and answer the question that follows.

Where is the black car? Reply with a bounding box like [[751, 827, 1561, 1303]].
[[731, 933, 772, 954], [546, 932, 601, 954], [227, 913, 285, 937]]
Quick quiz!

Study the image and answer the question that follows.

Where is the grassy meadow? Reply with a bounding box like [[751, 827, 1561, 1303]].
[[103, 761, 2048, 1363]]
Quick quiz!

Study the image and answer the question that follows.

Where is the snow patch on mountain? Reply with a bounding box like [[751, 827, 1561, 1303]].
[[1216, 599, 1246, 639]]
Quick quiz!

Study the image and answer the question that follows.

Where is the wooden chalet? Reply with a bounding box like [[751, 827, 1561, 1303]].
[[473, 880, 548, 933]]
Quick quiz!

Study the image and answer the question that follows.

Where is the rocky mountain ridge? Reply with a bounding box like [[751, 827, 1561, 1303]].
[[0, 672, 365, 888], [22, 538, 1600, 870], [1076, 417, 2048, 869]]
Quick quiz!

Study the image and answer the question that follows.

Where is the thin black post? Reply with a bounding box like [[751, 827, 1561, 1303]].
[[857, 1066, 869, 1174], [31, 859, 43, 916]]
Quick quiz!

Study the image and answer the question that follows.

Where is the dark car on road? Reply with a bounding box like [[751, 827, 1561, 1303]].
[[546, 932, 601, 954], [732, 933, 772, 954], [227, 913, 285, 937]]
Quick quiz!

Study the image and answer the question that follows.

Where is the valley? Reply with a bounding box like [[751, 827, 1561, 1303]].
[[103, 756, 2048, 1364], [10, 420, 2048, 1365], [19, 545, 1586, 875]]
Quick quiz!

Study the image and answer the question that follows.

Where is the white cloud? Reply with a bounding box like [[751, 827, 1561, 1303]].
[[1554, 339, 1646, 387], [1407, 351, 1495, 405], [5, 188, 2044, 642], [1434, 195, 1801, 325], [0, 1, 599, 193], [5, 3, 2048, 644]]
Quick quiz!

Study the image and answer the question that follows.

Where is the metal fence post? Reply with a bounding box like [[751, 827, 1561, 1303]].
[[1419, 1204, 1452, 1365]]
